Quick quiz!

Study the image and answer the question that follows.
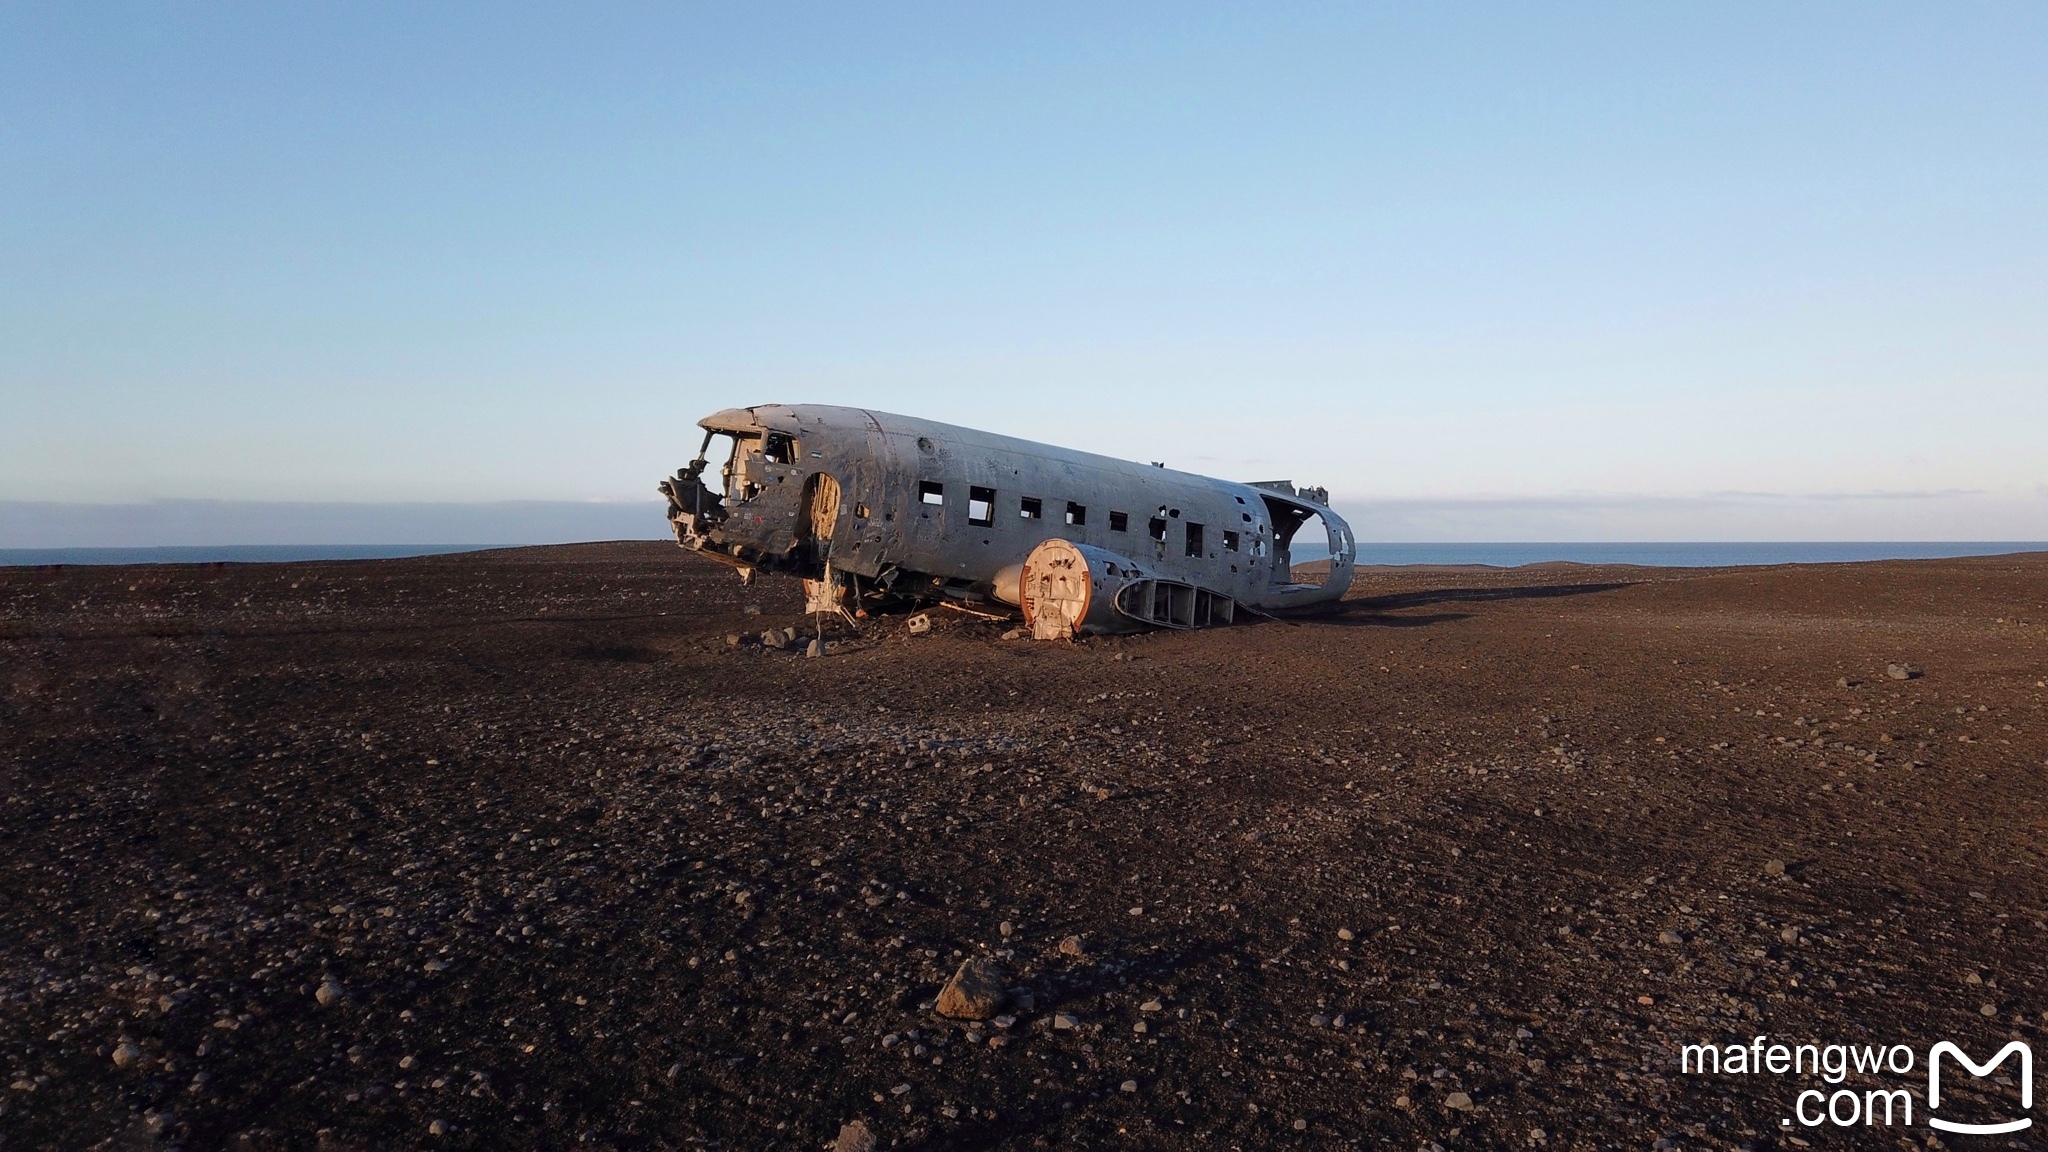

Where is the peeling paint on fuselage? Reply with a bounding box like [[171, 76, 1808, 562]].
[[659, 404, 1355, 619]]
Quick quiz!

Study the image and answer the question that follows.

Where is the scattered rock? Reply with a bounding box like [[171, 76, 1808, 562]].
[[1887, 663, 1921, 680], [1054, 1013, 1079, 1030], [1445, 1091, 1474, 1111], [316, 978, 347, 1006], [1057, 935, 1085, 958], [1120, 1079, 1138, 1093], [1001, 629, 1024, 641], [1337, 928, 1355, 941], [1139, 999, 1162, 1012], [1658, 930, 1685, 945], [1981, 1004, 1999, 1017], [998, 921, 1014, 938], [1780, 926, 1801, 944], [936, 957, 1005, 1020], [111, 1041, 143, 1068], [428, 1119, 449, 1137], [1763, 859, 1787, 876], [832, 1119, 877, 1152]]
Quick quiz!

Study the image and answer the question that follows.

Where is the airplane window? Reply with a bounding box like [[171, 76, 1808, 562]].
[[1066, 502, 1086, 526], [1223, 530, 1240, 552], [1148, 516, 1167, 542], [1109, 511, 1128, 532], [1185, 523, 1205, 557], [968, 487, 995, 526], [763, 433, 797, 464], [1020, 497, 1042, 520], [919, 481, 944, 506]]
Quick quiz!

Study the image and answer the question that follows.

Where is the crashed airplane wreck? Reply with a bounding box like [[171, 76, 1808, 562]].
[[659, 404, 1355, 638]]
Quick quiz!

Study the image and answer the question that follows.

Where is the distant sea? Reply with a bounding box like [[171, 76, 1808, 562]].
[[1332, 541, 2048, 567], [0, 545, 502, 567], [3, 541, 2044, 569]]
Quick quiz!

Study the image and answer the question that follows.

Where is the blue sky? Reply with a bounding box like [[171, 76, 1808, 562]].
[[4, 3, 2045, 541]]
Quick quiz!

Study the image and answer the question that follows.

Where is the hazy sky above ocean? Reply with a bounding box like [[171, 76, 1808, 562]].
[[4, 4, 2045, 542]]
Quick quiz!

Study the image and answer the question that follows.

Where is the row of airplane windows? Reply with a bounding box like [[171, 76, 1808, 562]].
[[914, 480, 1264, 558]]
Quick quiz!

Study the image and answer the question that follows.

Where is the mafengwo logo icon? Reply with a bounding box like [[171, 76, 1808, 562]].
[[1928, 1040, 2032, 1135]]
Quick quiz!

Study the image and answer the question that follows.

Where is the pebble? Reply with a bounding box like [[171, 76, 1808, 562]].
[[1054, 1013, 1079, 1030], [1293, 1119, 1308, 1131], [1120, 1079, 1138, 1093], [998, 921, 1014, 938], [1763, 859, 1787, 876], [423, 959, 449, 973], [1981, 1004, 1999, 1017], [1057, 935, 1085, 958], [833, 1119, 878, 1152], [1658, 930, 1685, 945], [1780, 927, 1801, 944], [1337, 928, 1355, 941], [937, 957, 1005, 1020], [316, 979, 347, 1006], [1445, 1091, 1474, 1110], [1139, 999, 1162, 1012], [112, 1041, 143, 1068], [429, 1118, 449, 1137], [1887, 663, 1920, 680]]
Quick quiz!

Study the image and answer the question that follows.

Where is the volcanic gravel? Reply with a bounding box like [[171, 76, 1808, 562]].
[[3, 543, 2046, 1150]]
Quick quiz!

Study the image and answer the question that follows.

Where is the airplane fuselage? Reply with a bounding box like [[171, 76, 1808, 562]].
[[660, 404, 1355, 631]]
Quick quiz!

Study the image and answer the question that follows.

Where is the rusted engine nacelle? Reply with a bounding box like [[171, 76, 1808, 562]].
[[1018, 539, 1237, 638]]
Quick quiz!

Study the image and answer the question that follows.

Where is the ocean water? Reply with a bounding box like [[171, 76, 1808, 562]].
[[2, 541, 2043, 569], [1329, 541, 2048, 567], [0, 544, 502, 567]]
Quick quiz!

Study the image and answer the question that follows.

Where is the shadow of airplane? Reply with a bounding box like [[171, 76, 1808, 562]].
[[1295, 581, 1636, 629]]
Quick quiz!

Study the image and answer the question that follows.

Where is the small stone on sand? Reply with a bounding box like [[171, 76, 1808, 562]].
[[937, 957, 1005, 1020]]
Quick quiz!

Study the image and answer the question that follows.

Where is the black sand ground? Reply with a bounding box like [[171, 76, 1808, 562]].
[[3, 544, 2046, 1151]]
